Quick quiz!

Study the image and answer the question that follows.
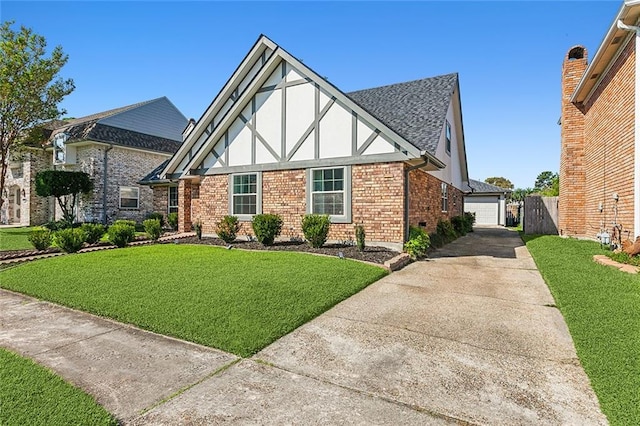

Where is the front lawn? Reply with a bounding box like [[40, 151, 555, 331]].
[[0, 226, 35, 251], [522, 235, 639, 425], [0, 245, 387, 357], [0, 348, 116, 426]]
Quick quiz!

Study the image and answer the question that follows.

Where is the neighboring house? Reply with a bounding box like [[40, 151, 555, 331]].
[[560, 0, 640, 241], [155, 35, 469, 250], [463, 179, 510, 226], [1, 97, 187, 225]]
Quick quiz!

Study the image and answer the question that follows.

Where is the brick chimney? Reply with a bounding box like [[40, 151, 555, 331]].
[[559, 46, 588, 236]]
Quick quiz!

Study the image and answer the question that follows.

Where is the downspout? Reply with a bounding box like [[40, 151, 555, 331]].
[[617, 19, 640, 238], [404, 157, 430, 241], [102, 145, 113, 224]]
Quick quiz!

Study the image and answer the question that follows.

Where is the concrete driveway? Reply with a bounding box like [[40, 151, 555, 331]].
[[1, 227, 607, 424]]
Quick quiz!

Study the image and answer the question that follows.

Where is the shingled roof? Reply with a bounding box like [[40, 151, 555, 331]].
[[465, 179, 512, 194], [49, 97, 186, 154], [139, 159, 171, 184], [347, 73, 458, 156]]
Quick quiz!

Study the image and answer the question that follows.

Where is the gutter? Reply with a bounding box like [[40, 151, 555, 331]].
[[403, 157, 430, 241], [102, 145, 113, 224]]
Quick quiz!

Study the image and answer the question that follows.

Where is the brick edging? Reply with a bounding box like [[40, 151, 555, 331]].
[[593, 255, 639, 274]]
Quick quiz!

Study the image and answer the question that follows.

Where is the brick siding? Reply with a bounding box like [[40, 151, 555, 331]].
[[178, 162, 463, 246], [560, 39, 636, 239]]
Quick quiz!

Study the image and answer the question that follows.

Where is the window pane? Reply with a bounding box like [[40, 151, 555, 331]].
[[121, 198, 138, 208], [312, 193, 344, 215], [233, 195, 256, 215], [334, 168, 343, 180], [120, 187, 138, 199]]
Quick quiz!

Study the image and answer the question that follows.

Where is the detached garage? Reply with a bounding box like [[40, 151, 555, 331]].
[[464, 180, 510, 226]]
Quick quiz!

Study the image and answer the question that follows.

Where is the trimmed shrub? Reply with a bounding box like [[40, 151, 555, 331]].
[[143, 218, 163, 242], [81, 223, 106, 245], [28, 228, 52, 251], [355, 225, 366, 252], [43, 220, 78, 231], [429, 232, 445, 249], [252, 214, 283, 246], [167, 212, 178, 231], [54, 228, 86, 253], [145, 212, 165, 228], [451, 216, 467, 236], [216, 216, 239, 244], [436, 219, 457, 242], [301, 214, 331, 248], [193, 219, 203, 240], [463, 212, 476, 232], [108, 223, 136, 248], [404, 226, 430, 260]]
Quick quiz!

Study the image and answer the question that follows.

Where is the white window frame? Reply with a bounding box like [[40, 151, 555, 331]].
[[445, 120, 452, 155], [306, 166, 352, 224], [228, 172, 262, 221], [119, 186, 140, 210], [168, 186, 178, 214], [441, 182, 448, 212]]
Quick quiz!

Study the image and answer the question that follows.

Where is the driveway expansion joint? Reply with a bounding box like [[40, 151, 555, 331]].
[[33, 326, 124, 356]]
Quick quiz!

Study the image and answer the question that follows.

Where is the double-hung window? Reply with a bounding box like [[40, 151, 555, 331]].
[[441, 182, 448, 212], [120, 186, 139, 209], [230, 173, 261, 219], [168, 186, 178, 214], [308, 166, 351, 223]]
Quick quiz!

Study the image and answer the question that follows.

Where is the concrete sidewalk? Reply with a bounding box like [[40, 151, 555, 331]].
[[1, 227, 607, 424]]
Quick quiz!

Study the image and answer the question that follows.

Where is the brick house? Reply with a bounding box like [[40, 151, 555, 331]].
[[560, 0, 640, 242], [157, 36, 469, 250], [1, 97, 187, 225]]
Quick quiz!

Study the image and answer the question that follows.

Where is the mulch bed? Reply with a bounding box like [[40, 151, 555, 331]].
[[163, 236, 400, 265]]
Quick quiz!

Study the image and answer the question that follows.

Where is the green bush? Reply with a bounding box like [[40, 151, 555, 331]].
[[28, 228, 52, 251], [404, 226, 430, 259], [193, 219, 203, 240], [436, 219, 457, 242], [43, 219, 78, 231], [108, 223, 136, 248], [167, 212, 178, 231], [451, 216, 467, 236], [429, 232, 445, 248], [145, 212, 165, 227], [81, 223, 105, 244], [216, 215, 239, 244], [143, 218, 163, 242], [252, 214, 283, 246], [463, 212, 476, 232], [355, 225, 366, 252], [54, 228, 86, 253], [301, 214, 331, 248]]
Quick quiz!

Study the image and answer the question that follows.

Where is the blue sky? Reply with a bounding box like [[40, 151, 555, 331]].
[[3, 1, 621, 189]]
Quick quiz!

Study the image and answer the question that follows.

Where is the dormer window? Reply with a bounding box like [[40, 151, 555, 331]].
[[445, 121, 451, 155]]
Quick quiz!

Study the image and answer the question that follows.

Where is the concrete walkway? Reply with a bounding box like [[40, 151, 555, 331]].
[[0, 227, 607, 425]]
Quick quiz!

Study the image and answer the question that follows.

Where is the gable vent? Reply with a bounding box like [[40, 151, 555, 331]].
[[590, 73, 599, 80], [612, 36, 623, 45]]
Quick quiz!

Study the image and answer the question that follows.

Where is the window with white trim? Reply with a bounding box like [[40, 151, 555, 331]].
[[168, 186, 178, 214], [445, 120, 451, 155], [441, 182, 448, 212], [311, 168, 345, 215], [231, 173, 258, 216], [120, 186, 139, 209]]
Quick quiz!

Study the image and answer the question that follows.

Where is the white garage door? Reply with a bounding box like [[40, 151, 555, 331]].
[[464, 196, 499, 225]]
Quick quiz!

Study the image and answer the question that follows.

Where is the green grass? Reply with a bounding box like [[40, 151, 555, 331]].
[[0, 244, 387, 357], [522, 235, 639, 425], [0, 348, 116, 426], [0, 227, 36, 251]]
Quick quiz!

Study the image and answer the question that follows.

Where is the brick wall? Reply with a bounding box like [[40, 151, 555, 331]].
[[559, 46, 588, 237], [27, 149, 52, 225], [152, 186, 169, 217], [182, 162, 406, 245], [560, 39, 636, 239], [408, 168, 464, 234], [582, 37, 635, 239]]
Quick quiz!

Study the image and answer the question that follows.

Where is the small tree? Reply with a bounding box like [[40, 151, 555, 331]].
[[35, 170, 93, 225], [0, 22, 74, 212], [534, 171, 559, 192]]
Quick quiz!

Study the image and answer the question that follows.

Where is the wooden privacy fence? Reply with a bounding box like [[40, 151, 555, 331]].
[[524, 196, 559, 235]]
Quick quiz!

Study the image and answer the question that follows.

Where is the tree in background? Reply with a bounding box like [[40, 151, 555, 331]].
[[0, 21, 74, 211], [510, 187, 534, 203], [35, 170, 93, 226], [484, 176, 514, 190], [533, 171, 559, 196]]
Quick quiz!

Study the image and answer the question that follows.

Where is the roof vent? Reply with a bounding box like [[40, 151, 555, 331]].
[[612, 36, 623, 45], [568, 46, 585, 60], [590, 73, 599, 80]]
